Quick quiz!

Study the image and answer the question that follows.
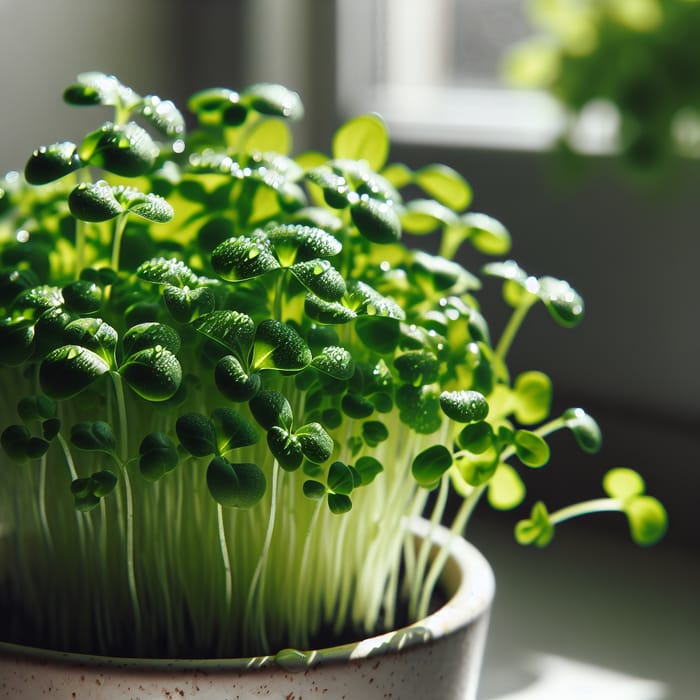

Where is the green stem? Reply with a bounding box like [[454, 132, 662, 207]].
[[216, 503, 233, 655], [416, 484, 487, 620], [549, 497, 623, 525], [494, 297, 536, 365], [111, 213, 129, 272], [244, 461, 281, 654]]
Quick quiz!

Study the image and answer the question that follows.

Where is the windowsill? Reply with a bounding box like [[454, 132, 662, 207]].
[[469, 512, 697, 700]]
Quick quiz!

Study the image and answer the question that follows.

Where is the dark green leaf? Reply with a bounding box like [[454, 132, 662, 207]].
[[394, 351, 440, 385], [354, 456, 383, 485], [211, 236, 280, 281], [61, 280, 103, 314], [327, 492, 352, 514], [40, 345, 110, 399], [249, 390, 293, 430], [396, 384, 442, 434], [296, 422, 334, 463], [63, 72, 135, 108], [192, 310, 255, 360], [537, 276, 584, 328], [17, 395, 57, 422], [341, 393, 374, 419], [267, 426, 303, 471], [120, 346, 182, 401], [25, 142, 82, 185], [211, 407, 259, 452], [350, 196, 401, 244], [1, 424, 31, 461], [206, 457, 266, 508], [215, 355, 261, 402], [70, 421, 116, 454], [412, 444, 453, 489], [80, 122, 159, 177], [139, 432, 179, 481], [137, 257, 199, 288], [439, 390, 489, 423], [252, 319, 312, 371], [355, 316, 401, 354], [0, 317, 34, 366], [90, 470, 118, 497], [303, 479, 326, 500], [163, 285, 215, 323], [63, 318, 117, 365], [176, 413, 218, 457], [310, 345, 354, 380], [138, 95, 186, 138], [290, 259, 346, 301], [123, 322, 181, 357], [304, 294, 357, 324], [361, 420, 389, 447], [327, 460, 354, 495], [264, 223, 342, 264], [457, 421, 494, 454], [562, 407, 602, 454], [68, 181, 123, 222], [116, 188, 174, 223]]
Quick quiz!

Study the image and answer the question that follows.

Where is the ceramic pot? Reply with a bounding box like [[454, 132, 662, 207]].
[[0, 518, 495, 699]]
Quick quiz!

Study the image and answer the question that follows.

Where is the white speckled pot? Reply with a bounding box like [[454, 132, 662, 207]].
[[0, 519, 494, 700]]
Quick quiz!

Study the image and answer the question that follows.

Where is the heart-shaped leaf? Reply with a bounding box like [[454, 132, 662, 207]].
[[252, 319, 312, 371], [515, 501, 554, 547], [163, 285, 215, 323], [354, 456, 384, 485], [70, 421, 116, 454], [327, 460, 354, 495], [215, 355, 261, 402], [211, 407, 259, 453], [137, 257, 199, 288], [63, 318, 117, 365], [206, 457, 266, 508], [304, 294, 357, 324], [211, 236, 280, 281], [120, 346, 182, 402], [139, 432, 179, 481], [267, 426, 303, 471], [192, 310, 255, 361], [40, 345, 110, 399], [513, 429, 550, 467], [487, 463, 526, 510]]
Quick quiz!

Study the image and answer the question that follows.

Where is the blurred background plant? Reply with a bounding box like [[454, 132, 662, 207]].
[[504, 0, 700, 173]]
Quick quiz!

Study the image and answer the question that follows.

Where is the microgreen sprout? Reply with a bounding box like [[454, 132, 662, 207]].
[[0, 72, 666, 659]]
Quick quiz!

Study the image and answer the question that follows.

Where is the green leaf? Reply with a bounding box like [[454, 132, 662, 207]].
[[401, 199, 460, 235], [396, 384, 442, 434], [488, 463, 526, 510], [296, 422, 334, 464], [537, 276, 584, 328], [188, 88, 241, 118], [414, 164, 472, 210], [346, 280, 405, 320], [137, 257, 199, 288], [120, 346, 182, 402], [25, 142, 82, 185], [333, 113, 389, 171], [513, 371, 552, 425], [192, 310, 255, 360], [303, 480, 326, 500], [163, 285, 215, 323], [1, 424, 32, 462], [243, 83, 303, 120], [267, 426, 303, 471], [0, 317, 34, 366], [90, 470, 118, 497], [603, 468, 646, 501], [211, 236, 280, 281], [562, 407, 602, 454], [304, 295, 357, 324], [249, 390, 293, 430], [63, 318, 117, 365], [355, 316, 401, 355], [515, 501, 554, 547], [624, 496, 668, 546], [411, 250, 480, 292], [80, 121, 159, 177], [70, 421, 116, 454], [139, 432, 179, 481], [350, 196, 401, 244], [206, 457, 266, 508], [17, 395, 56, 422], [63, 72, 136, 108], [71, 478, 100, 512], [306, 167, 352, 209], [176, 413, 218, 457], [354, 456, 384, 485], [412, 444, 453, 489], [327, 492, 352, 514], [461, 212, 511, 256], [39, 345, 110, 399], [211, 407, 259, 452], [457, 421, 494, 454], [290, 259, 346, 301], [453, 449, 499, 487], [341, 393, 374, 419], [116, 188, 174, 223], [264, 224, 342, 265], [310, 346, 355, 380], [68, 181, 123, 222], [61, 280, 103, 314], [215, 355, 261, 402], [440, 390, 489, 423], [362, 420, 389, 447], [123, 322, 181, 357], [252, 319, 312, 371], [327, 460, 354, 495], [138, 95, 186, 138], [513, 429, 550, 467]]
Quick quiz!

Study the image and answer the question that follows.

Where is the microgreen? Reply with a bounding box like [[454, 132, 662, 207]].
[[0, 72, 666, 660]]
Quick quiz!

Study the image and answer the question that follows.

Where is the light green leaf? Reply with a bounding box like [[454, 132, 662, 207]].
[[332, 113, 389, 171], [252, 319, 312, 371], [513, 429, 550, 467], [603, 467, 645, 501], [488, 463, 526, 510], [414, 164, 472, 210], [243, 83, 304, 120]]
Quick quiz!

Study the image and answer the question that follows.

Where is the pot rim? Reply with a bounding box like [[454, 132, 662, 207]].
[[0, 517, 494, 672]]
